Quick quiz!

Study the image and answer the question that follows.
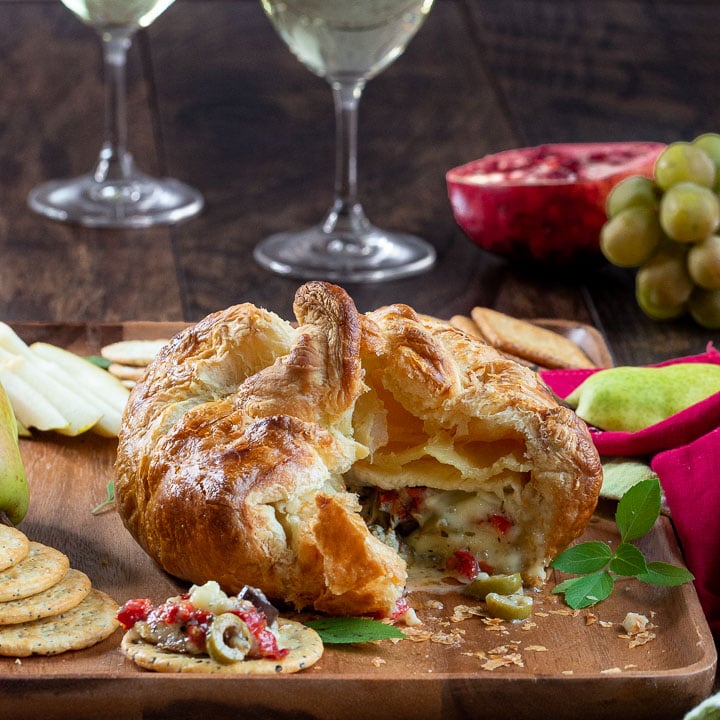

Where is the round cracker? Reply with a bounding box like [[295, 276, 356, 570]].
[[0, 542, 70, 602], [0, 568, 92, 625], [101, 339, 168, 367], [0, 588, 120, 657], [121, 618, 323, 674], [0, 525, 30, 572], [107, 363, 146, 381]]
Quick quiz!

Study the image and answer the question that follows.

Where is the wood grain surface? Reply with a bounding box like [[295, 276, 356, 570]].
[[0, 323, 716, 720], [0, 1, 716, 364], [1, 1, 720, 713]]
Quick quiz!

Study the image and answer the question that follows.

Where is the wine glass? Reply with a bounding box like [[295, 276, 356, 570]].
[[255, 0, 436, 282], [27, 0, 203, 228]]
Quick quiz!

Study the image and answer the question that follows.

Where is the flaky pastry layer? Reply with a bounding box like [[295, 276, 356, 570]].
[[115, 282, 602, 616]]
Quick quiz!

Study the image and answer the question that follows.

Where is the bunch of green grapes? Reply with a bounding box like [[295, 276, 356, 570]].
[[600, 133, 720, 329]]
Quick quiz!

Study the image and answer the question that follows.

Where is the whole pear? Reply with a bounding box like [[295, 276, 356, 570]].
[[0, 381, 29, 525], [566, 363, 720, 432]]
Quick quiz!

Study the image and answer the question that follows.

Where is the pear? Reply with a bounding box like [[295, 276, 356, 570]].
[[30, 342, 129, 409], [566, 363, 720, 432], [0, 347, 101, 436], [29, 343, 130, 437], [0, 362, 69, 432], [0, 380, 29, 525]]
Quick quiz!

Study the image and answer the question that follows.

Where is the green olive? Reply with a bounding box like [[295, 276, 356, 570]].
[[206, 612, 253, 664], [485, 592, 533, 622], [465, 573, 522, 600]]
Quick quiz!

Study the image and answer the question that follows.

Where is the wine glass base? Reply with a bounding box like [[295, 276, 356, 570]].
[[254, 224, 436, 282], [27, 173, 204, 228]]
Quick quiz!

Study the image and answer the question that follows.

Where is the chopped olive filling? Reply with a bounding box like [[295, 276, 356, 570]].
[[116, 581, 288, 661], [354, 485, 523, 581]]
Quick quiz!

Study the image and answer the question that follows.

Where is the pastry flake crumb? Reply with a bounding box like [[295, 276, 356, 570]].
[[430, 629, 466, 646], [620, 612, 656, 648], [481, 653, 524, 671], [400, 627, 433, 643], [620, 631, 656, 648], [450, 604, 484, 623]]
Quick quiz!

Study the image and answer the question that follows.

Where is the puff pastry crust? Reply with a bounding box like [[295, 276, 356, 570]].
[[115, 282, 602, 616]]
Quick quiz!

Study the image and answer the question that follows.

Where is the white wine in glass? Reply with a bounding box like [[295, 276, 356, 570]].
[[255, 0, 436, 282], [27, 0, 203, 228]]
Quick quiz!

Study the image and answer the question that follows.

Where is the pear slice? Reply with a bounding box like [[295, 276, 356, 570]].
[[0, 324, 122, 436], [0, 349, 100, 436], [0, 362, 69, 432], [30, 342, 130, 437]]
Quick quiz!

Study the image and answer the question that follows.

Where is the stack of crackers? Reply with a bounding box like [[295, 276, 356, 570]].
[[450, 307, 596, 370], [0, 524, 119, 657], [101, 339, 169, 388]]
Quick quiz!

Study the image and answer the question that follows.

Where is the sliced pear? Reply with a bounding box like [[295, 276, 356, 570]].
[[30, 342, 130, 409], [0, 361, 69, 432], [0, 348, 101, 436], [30, 342, 130, 437]]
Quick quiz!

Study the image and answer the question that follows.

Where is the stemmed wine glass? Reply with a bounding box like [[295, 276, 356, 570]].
[[256, 0, 436, 282], [28, 0, 203, 228]]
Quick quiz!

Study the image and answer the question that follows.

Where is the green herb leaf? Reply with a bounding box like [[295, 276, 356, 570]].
[[552, 478, 693, 610], [553, 571, 614, 609], [92, 481, 115, 515], [636, 561, 695, 587], [85, 355, 112, 370], [615, 478, 661, 541], [550, 541, 613, 574], [304, 617, 406, 644], [609, 542, 648, 576]]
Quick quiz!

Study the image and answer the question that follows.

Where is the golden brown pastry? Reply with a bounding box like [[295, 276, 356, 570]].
[[115, 283, 406, 617], [350, 305, 602, 586], [115, 282, 602, 617]]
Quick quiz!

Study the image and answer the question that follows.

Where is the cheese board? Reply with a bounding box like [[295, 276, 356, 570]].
[[0, 322, 715, 720]]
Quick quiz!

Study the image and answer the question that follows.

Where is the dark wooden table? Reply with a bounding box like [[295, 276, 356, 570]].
[[0, 0, 718, 712], [0, 0, 716, 367]]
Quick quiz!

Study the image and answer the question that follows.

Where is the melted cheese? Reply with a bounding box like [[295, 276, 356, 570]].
[[405, 488, 522, 575]]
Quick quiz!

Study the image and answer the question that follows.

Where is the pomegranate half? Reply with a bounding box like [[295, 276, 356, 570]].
[[447, 142, 665, 263]]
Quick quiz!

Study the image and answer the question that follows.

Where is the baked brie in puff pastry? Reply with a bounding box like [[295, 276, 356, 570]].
[[115, 281, 602, 617]]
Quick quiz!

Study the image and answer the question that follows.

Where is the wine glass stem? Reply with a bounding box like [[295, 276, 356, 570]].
[[95, 31, 135, 184], [325, 80, 369, 235]]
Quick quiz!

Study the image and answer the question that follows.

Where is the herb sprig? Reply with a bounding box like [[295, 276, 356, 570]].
[[92, 481, 115, 515], [551, 478, 694, 609]]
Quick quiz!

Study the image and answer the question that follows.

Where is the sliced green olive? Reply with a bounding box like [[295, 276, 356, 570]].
[[206, 612, 253, 664], [485, 592, 533, 622], [465, 572, 522, 600]]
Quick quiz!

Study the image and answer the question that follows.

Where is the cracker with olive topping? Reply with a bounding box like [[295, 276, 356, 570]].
[[121, 618, 323, 674], [117, 581, 323, 674]]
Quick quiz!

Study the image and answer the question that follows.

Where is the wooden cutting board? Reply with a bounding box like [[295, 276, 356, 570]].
[[0, 322, 715, 720]]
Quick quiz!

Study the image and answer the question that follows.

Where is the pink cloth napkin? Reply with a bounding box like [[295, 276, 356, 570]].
[[540, 343, 720, 637]]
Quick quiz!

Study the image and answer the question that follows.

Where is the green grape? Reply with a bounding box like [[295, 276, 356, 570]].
[[689, 287, 720, 328], [693, 133, 720, 191], [687, 234, 720, 289], [659, 181, 720, 242], [654, 142, 716, 190], [635, 244, 693, 320], [606, 175, 658, 218], [600, 206, 661, 267]]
